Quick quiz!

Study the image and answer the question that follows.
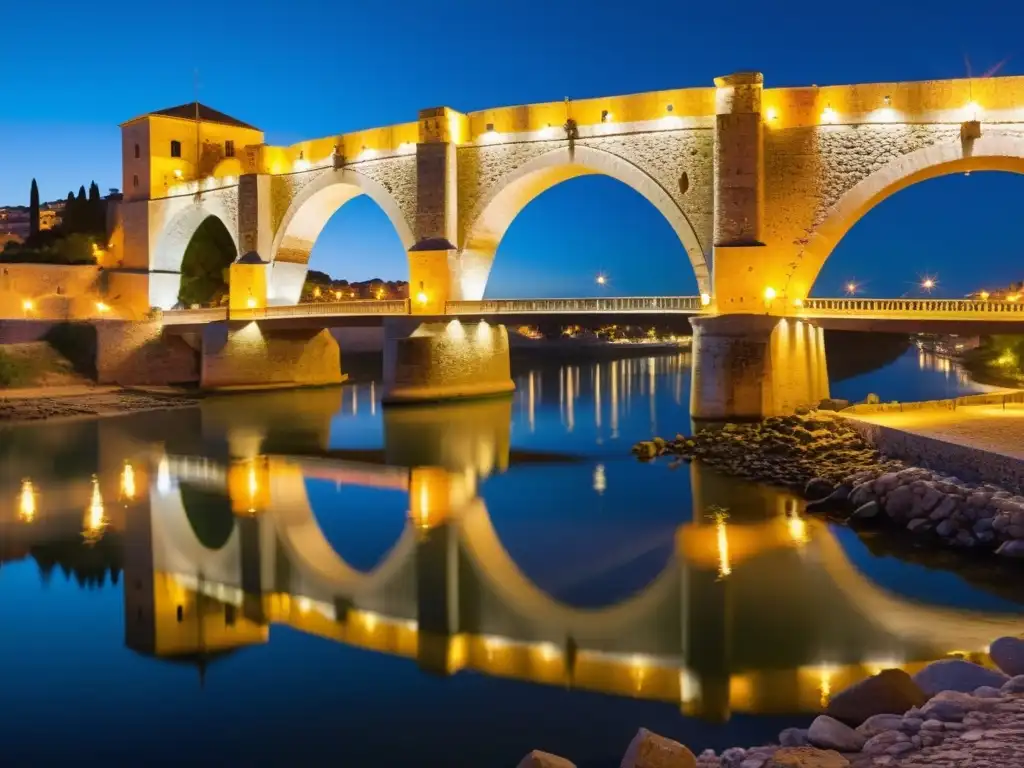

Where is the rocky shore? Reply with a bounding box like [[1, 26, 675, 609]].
[[518, 639, 1024, 767], [632, 411, 1024, 559]]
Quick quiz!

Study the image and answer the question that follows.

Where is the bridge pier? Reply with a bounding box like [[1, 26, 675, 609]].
[[690, 314, 829, 421], [382, 318, 514, 405]]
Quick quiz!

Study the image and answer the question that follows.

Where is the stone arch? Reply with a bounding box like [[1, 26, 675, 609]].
[[791, 132, 1024, 299], [457, 145, 710, 300], [150, 484, 242, 587], [151, 200, 238, 309], [267, 168, 416, 305]]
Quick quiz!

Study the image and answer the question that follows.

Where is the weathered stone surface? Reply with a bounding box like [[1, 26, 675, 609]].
[[850, 501, 880, 521], [1001, 675, 1024, 694], [621, 728, 697, 768], [996, 540, 1024, 557], [972, 685, 1004, 698], [826, 669, 926, 726], [884, 485, 915, 519], [855, 714, 904, 738], [766, 747, 849, 767], [779, 728, 810, 748], [990, 636, 1024, 677], [517, 750, 577, 768], [912, 659, 1011, 696], [861, 730, 909, 755], [807, 716, 865, 752], [805, 477, 834, 500]]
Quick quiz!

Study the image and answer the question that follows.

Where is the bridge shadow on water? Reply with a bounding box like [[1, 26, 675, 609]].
[[1, 364, 1023, 766]]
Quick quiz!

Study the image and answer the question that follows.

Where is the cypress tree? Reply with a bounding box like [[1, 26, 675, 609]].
[[76, 185, 86, 202], [88, 181, 100, 202], [29, 179, 40, 238]]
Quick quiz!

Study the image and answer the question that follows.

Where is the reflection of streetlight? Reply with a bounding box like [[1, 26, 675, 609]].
[[18, 479, 36, 523]]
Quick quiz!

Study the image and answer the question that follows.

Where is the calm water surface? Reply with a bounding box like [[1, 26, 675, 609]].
[[1, 348, 1021, 767]]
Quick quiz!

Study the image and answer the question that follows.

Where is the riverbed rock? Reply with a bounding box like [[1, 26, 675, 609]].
[[805, 477, 834, 500], [767, 747, 849, 767], [621, 728, 697, 768], [826, 668, 926, 726], [517, 751, 576, 768], [856, 714, 905, 738], [1001, 674, 1024, 694], [807, 716, 865, 752], [928, 495, 959, 521], [989, 636, 1024, 677], [861, 730, 910, 755], [884, 485, 915, 519], [779, 728, 810, 748], [912, 659, 1010, 696], [972, 685, 1004, 698], [996, 540, 1024, 558], [848, 482, 875, 508]]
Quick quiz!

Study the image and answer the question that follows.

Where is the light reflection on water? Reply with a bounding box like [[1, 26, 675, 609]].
[[0, 350, 1022, 766]]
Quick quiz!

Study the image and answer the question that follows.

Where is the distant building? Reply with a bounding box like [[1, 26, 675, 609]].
[[0, 200, 64, 238], [967, 281, 1024, 301]]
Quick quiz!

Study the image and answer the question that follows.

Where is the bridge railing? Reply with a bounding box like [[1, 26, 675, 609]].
[[801, 298, 1024, 316], [230, 299, 410, 320], [446, 296, 704, 314], [159, 307, 229, 325]]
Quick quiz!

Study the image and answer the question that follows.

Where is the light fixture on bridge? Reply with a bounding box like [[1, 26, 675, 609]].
[[1007, 294, 1020, 303], [21, 298, 34, 313], [601, 109, 612, 123], [792, 297, 804, 308], [979, 290, 990, 301], [416, 282, 429, 305], [397, 141, 416, 154], [884, 95, 892, 106], [481, 123, 501, 143], [764, 107, 778, 122], [700, 292, 711, 307], [965, 101, 982, 121], [334, 290, 343, 301], [358, 146, 377, 160], [596, 274, 608, 286], [95, 301, 110, 314], [845, 281, 858, 296], [763, 286, 777, 302], [173, 169, 183, 179], [921, 276, 936, 293], [821, 104, 837, 124], [246, 297, 257, 309]]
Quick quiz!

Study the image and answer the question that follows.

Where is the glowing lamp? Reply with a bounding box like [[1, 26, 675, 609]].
[[416, 291, 428, 305], [333, 290, 342, 300], [601, 110, 612, 123], [173, 169, 183, 179], [792, 298, 804, 307], [979, 291, 990, 301], [821, 105, 837, 124], [95, 301, 110, 313], [21, 299, 34, 312], [700, 293, 711, 307], [763, 286, 777, 302], [965, 101, 981, 120], [845, 282, 857, 295], [246, 297, 257, 309], [596, 274, 607, 286], [765, 107, 778, 121], [921, 277, 936, 291]]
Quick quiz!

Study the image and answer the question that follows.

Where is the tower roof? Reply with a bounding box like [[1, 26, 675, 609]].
[[122, 102, 260, 131]]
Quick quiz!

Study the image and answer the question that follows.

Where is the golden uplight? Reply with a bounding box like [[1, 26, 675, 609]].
[[95, 301, 110, 313], [416, 291, 428, 305], [763, 286, 777, 302], [120, 462, 136, 501], [700, 293, 711, 307]]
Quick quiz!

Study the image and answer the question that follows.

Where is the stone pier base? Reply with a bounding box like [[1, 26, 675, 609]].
[[690, 314, 829, 421], [200, 322, 343, 390], [382, 318, 515, 404]]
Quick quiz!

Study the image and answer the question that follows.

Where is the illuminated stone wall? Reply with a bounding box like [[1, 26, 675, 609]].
[[199, 323, 343, 390], [95, 320, 199, 385], [0, 264, 104, 319]]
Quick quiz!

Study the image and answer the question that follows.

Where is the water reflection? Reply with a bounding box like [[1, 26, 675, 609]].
[[3, 383, 1022, 724]]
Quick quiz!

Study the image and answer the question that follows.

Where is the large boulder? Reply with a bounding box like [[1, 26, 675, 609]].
[[826, 668, 926, 726], [768, 747, 850, 767], [989, 636, 1024, 677], [805, 477, 834, 500], [1001, 675, 1024, 694], [620, 728, 697, 768], [911, 659, 1010, 696], [807, 716, 866, 752], [884, 485, 915, 519], [517, 751, 576, 768], [779, 728, 810, 748], [855, 714, 905, 738]]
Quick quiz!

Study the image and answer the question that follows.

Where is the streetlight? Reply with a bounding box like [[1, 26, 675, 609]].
[[596, 274, 607, 286], [921, 276, 936, 293], [845, 281, 857, 296]]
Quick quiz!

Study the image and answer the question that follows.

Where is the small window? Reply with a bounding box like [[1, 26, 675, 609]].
[[225, 140, 235, 158], [170, 140, 181, 158], [225, 604, 236, 626], [132, 174, 139, 188], [134, 143, 140, 159], [176, 605, 184, 623]]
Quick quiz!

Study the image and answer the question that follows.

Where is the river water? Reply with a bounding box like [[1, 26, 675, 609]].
[[1, 348, 1022, 766]]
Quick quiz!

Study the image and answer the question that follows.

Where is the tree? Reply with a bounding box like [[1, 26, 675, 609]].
[[29, 179, 40, 239], [178, 216, 237, 307]]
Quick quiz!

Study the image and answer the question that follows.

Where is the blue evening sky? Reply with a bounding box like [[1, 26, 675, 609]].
[[1, 0, 1021, 298]]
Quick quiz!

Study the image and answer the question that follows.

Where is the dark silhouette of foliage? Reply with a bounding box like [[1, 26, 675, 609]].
[[29, 179, 40, 238], [177, 216, 237, 307]]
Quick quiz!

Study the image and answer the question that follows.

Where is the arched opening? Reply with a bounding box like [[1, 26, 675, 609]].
[[268, 169, 415, 305], [793, 133, 1024, 299], [813, 171, 1024, 299], [179, 484, 236, 551], [459, 146, 708, 301], [177, 215, 237, 307]]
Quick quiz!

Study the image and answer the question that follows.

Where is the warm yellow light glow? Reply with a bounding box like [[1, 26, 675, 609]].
[[173, 169, 183, 179], [792, 297, 804, 307], [996, 350, 1018, 368], [821, 105, 837, 124], [358, 147, 377, 160], [593, 464, 607, 494], [121, 462, 136, 501], [83, 475, 107, 544], [416, 290, 428, 305], [246, 297, 257, 309], [95, 301, 109, 313], [1008, 294, 1020, 303], [700, 292, 711, 307], [765, 106, 778, 121], [18, 479, 36, 523], [375, 288, 384, 299], [818, 667, 834, 708], [476, 319, 491, 343], [446, 319, 465, 341], [787, 513, 809, 546], [965, 101, 981, 120], [333, 290, 343, 301], [247, 463, 259, 513], [921, 277, 936, 291], [21, 298, 34, 312], [979, 290, 990, 301], [313, 286, 321, 298], [845, 282, 857, 295], [713, 509, 731, 579], [763, 286, 777, 302], [596, 274, 607, 286], [397, 142, 416, 154]]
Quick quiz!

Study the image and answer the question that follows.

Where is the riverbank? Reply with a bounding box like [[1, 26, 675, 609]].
[[633, 410, 1024, 558], [522, 647, 1024, 767], [0, 386, 198, 425]]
